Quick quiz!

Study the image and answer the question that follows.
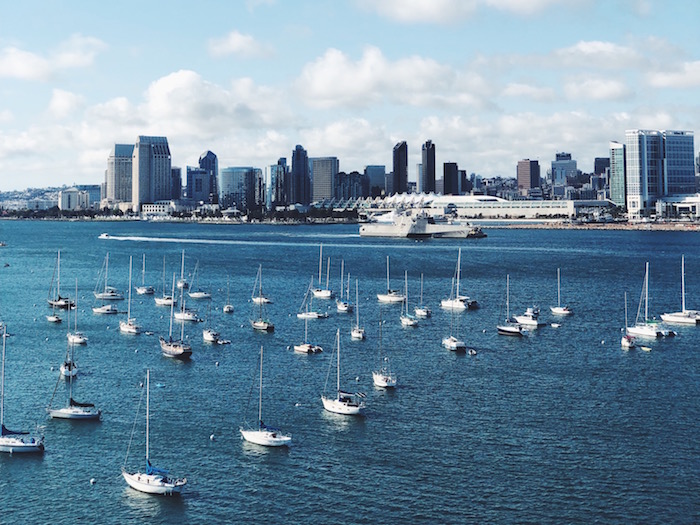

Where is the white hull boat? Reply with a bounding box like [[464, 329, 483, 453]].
[[498, 275, 526, 337], [93, 304, 118, 315], [251, 320, 274, 333], [660, 256, 700, 325], [159, 338, 192, 359], [48, 403, 101, 420], [322, 330, 366, 415], [514, 307, 544, 327], [120, 257, 141, 335], [293, 342, 323, 354], [67, 332, 87, 345], [550, 268, 573, 315], [442, 335, 466, 352], [203, 328, 220, 343], [155, 295, 176, 307], [628, 262, 676, 339]]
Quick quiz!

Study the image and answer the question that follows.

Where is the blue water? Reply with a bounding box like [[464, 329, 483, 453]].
[[0, 220, 699, 524]]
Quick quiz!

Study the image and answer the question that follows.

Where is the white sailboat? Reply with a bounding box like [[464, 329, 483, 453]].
[[135, 254, 155, 295], [372, 311, 396, 388], [440, 248, 477, 310], [399, 271, 418, 327], [251, 266, 274, 332], [497, 275, 526, 337], [336, 261, 353, 313], [321, 329, 366, 415], [47, 250, 74, 309], [159, 274, 193, 359], [119, 256, 141, 335], [67, 279, 88, 345], [176, 250, 189, 290], [0, 328, 44, 454], [202, 304, 220, 343], [414, 273, 431, 318], [48, 342, 100, 420], [93, 253, 124, 300], [293, 305, 323, 354], [240, 346, 292, 447], [154, 256, 176, 307], [312, 244, 333, 299], [550, 268, 573, 315], [621, 292, 636, 349], [661, 255, 700, 325], [187, 260, 211, 300], [351, 279, 365, 340], [377, 256, 404, 303], [46, 302, 62, 323], [442, 294, 466, 351], [297, 277, 329, 319], [627, 262, 676, 338], [122, 369, 187, 495], [223, 275, 234, 314], [251, 264, 272, 305]]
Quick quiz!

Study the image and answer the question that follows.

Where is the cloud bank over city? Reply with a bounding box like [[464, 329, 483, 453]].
[[0, 0, 697, 190]]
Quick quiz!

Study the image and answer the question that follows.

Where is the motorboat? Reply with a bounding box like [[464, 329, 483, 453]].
[[514, 306, 545, 328]]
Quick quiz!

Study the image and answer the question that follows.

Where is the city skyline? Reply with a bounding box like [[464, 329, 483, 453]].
[[0, 1, 698, 191]]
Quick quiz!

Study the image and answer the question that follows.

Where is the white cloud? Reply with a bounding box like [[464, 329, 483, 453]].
[[647, 61, 700, 88], [208, 31, 273, 58], [554, 40, 644, 69], [0, 34, 105, 81], [502, 82, 556, 102], [564, 78, 632, 101], [48, 89, 85, 119], [486, 0, 581, 15]]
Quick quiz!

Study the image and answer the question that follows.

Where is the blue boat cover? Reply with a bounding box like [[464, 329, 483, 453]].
[[146, 459, 169, 476]]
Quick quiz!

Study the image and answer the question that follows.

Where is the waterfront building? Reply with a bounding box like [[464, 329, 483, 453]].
[[609, 141, 626, 207], [365, 165, 386, 197], [199, 151, 218, 203], [517, 159, 541, 195], [311, 157, 339, 202], [443, 162, 459, 195], [58, 187, 89, 211], [291, 145, 310, 205], [75, 184, 101, 208], [392, 141, 408, 194], [421, 140, 436, 194], [105, 144, 134, 203], [131, 136, 172, 212], [625, 129, 695, 217]]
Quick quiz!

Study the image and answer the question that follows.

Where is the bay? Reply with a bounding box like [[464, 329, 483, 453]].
[[0, 220, 699, 524]]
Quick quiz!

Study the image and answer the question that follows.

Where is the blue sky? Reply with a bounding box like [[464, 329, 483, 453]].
[[0, 0, 698, 191]]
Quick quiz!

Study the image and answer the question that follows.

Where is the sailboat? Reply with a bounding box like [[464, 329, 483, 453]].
[[321, 329, 366, 415], [155, 255, 176, 307], [297, 277, 329, 319], [48, 342, 100, 420], [119, 256, 141, 335], [0, 328, 44, 453], [59, 334, 78, 377], [202, 303, 221, 343], [67, 279, 88, 345], [377, 256, 404, 303], [336, 261, 353, 313], [47, 250, 73, 309], [312, 244, 333, 299], [251, 266, 274, 332], [46, 302, 62, 323], [550, 268, 573, 315], [661, 255, 700, 324], [627, 262, 676, 338], [135, 254, 155, 295], [223, 275, 234, 314], [122, 369, 187, 495], [93, 253, 124, 300], [176, 250, 189, 290], [159, 274, 193, 359], [188, 260, 211, 300], [497, 275, 526, 336], [293, 303, 323, 354], [251, 264, 272, 305], [621, 292, 636, 349], [372, 311, 396, 388], [440, 248, 477, 310], [400, 271, 418, 327], [442, 291, 466, 351], [240, 346, 292, 447], [351, 280, 365, 340], [414, 273, 431, 318]]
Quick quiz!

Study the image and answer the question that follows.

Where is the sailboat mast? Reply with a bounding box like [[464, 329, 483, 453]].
[[404, 271, 409, 310], [1, 327, 5, 429], [74, 279, 78, 331], [420, 273, 424, 306], [127, 256, 133, 319], [339, 260, 344, 300], [557, 268, 561, 307], [105, 253, 109, 294], [682, 255, 686, 312], [506, 274, 510, 319], [258, 346, 263, 425], [180, 250, 185, 283], [455, 248, 461, 298], [325, 257, 330, 290], [162, 256, 166, 297], [169, 274, 175, 338], [386, 256, 390, 292], [318, 245, 323, 288], [645, 262, 649, 322], [355, 280, 360, 326], [146, 369, 150, 466], [624, 292, 629, 330], [57, 250, 61, 299], [336, 329, 340, 393]]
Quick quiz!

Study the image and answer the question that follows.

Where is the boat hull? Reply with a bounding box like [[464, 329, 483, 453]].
[[660, 311, 700, 325], [350, 327, 365, 340], [442, 336, 466, 351], [240, 428, 292, 447], [377, 292, 404, 304], [92, 305, 118, 315], [293, 343, 322, 354], [312, 289, 333, 299], [498, 324, 524, 336], [372, 371, 397, 388], [550, 306, 573, 315], [135, 286, 155, 295], [321, 396, 364, 415], [122, 470, 185, 495], [0, 436, 44, 454], [159, 337, 192, 359], [48, 406, 101, 420], [67, 332, 88, 345], [154, 296, 176, 307], [251, 320, 274, 332], [119, 320, 141, 334]]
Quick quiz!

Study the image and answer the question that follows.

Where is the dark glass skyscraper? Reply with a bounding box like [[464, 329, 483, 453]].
[[421, 140, 435, 193], [291, 145, 310, 205], [443, 162, 459, 195], [198, 150, 218, 204], [392, 141, 408, 194]]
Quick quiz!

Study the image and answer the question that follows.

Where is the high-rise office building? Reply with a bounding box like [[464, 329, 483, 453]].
[[594, 157, 610, 176], [131, 136, 172, 212], [392, 141, 408, 194], [266, 159, 288, 210], [609, 142, 626, 207], [220, 167, 259, 212], [171, 167, 182, 200], [421, 140, 436, 193], [105, 144, 134, 202], [443, 162, 459, 195], [186, 166, 211, 203], [365, 165, 386, 197], [625, 129, 695, 215], [311, 157, 339, 202], [517, 159, 541, 194], [198, 150, 218, 203], [291, 145, 310, 205], [551, 153, 577, 187]]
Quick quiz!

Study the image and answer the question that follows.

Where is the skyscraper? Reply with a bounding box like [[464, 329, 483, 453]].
[[443, 162, 459, 195], [421, 140, 436, 194], [551, 152, 577, 187], [198, 150, 218, 203], [131, 136, 172, 212], [311, 157, 339, 202], [266, 159, 288, 210], [517, 159, 540, 194], [220, 167, 258, 212], [291, 145, 310, 205], [392, 141, 408, 194], [186, 166, 211, 203], [105, 144, 134, 203], [609, 141, 626, 208], [364, 165, 386, 197]]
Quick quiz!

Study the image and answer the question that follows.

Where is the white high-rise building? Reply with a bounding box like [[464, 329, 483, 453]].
[[105, 144, 134, 203], [131, 136, 172, 212], [310, 157, 339, 202]]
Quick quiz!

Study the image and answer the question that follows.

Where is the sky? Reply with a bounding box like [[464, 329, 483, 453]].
[[0, 0, 698, 191]]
